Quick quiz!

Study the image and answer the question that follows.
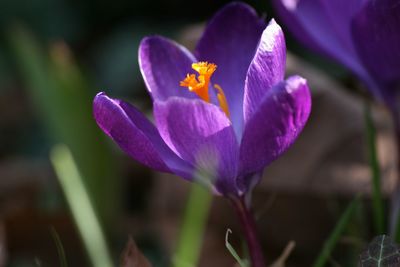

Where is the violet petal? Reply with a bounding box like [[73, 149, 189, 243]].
[[272, 0, 366, 78], [93, 92, 192, 178], [139, 36, 197, 101], [153, 97, 239, 194], [195, 2, 265, 137], [320, 0, 367, 51], [243, 19, 286, 123], [239, 76, 311, 179], [352, 0, 400, 93]]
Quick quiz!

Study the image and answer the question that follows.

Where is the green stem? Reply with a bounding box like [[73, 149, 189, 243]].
[[364, 104, 385, 234], [391, 108, 400, 241], [172, 184, 213, 267]]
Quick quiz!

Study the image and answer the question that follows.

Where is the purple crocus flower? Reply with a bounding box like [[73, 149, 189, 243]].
[[273, 0, 400, 110], [93, 2, 311, 197]]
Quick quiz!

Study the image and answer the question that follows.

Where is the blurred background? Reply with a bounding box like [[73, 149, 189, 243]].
[[0, 0, 396, 266]]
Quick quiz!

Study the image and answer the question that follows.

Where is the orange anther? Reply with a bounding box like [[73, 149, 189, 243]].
[[180, 62, 230, 118], [180, 62, 216, 103]]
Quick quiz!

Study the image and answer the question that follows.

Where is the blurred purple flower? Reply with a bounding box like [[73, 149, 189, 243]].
[[93, 2, 311, 196], [273, 0, 400, 109]]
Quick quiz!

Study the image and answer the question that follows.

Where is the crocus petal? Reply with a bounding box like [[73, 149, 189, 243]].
[[320, 0, 367, 50], [243, 19, 286, 123], [139, 36, 197, 101], [272, 0, 366, 78], [195, 2, 266, 137], [153, 97, 239, 194], [239, 76, 311, 178], [352, 0, 400, 91], [272, 0, 325, 54], [93, 92, 192, 178]]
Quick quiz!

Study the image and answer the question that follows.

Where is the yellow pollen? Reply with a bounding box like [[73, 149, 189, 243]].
[[180, 61, 230, 118]]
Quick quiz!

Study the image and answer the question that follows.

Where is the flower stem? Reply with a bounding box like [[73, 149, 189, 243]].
[[229, 195, 265, 267], [391, 109, 400, 240]]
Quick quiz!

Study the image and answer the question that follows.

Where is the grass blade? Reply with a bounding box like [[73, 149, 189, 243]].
[[312, 195, 361, 267], [50, 227, 68, 267], [225, 229, 249, 267], [9, 26, 118, 226], [172, 184, 212, 267], [50, 144, 113, 267], [364, 104, 385, 234]]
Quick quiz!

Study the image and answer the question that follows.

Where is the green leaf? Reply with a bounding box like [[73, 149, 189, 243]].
[[359, 235, 400, 266], [9, 25, 118, 226], [172, 184, 212, 267], [312, 195, 361, 267], [50, 144, 113, 267], [225, 229, 249, 267], [364, 104, 385, 234], [50, 227, 68, 267]]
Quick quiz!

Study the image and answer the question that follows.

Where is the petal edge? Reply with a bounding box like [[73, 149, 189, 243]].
[[239, 76, 311, 177], [93, 92, 192, 178], [139, 36, 197, 101], [244, 19, 286, 123]]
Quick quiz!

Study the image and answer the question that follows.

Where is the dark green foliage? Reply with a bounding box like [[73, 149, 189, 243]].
[[359, 235, 400, 266], [9, 26, 118, 227], [313, 196, 361, 267], [50, 227, 68, 267], [364, 104, 385, 234]]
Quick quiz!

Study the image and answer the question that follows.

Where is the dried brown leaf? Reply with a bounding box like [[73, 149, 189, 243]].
[[120, 237, 152, 267], [270, 241, 296, 267]]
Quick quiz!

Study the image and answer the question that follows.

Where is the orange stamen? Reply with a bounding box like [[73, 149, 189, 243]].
[[214, 84, 230, 118], [180, 61, 230, 118], [191, 61, 217, 76], [180, 62, 216, 103]]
